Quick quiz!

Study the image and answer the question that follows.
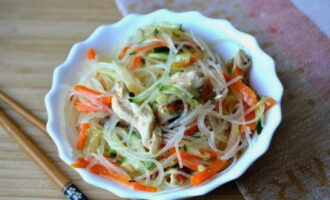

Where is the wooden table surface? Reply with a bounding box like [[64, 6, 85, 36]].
[[0, 1, 244, 199]]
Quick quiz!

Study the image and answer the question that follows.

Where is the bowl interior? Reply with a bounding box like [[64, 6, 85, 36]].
[[45, 9, 283, 200]]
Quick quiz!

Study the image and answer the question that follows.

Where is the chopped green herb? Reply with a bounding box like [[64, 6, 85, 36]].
[[109, 148, 117, 157], [153, 28, 159, 36], [129, 52, 137, 55], [256, 120, 263, 134], [129, 81, 162, 103]]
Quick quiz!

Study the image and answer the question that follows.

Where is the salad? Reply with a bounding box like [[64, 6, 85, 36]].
[[69, 24, 276, 192]]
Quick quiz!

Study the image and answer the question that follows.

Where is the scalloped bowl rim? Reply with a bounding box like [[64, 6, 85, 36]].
[[45, 9, 283, 200]]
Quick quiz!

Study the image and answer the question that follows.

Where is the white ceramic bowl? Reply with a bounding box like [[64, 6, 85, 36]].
[[45, 9, 283, 200]]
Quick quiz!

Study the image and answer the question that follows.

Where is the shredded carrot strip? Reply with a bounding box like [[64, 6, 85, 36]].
[[131, 56, 144, 69], [87, 48, 96, 60], [72, 158, 157, 192], [240, 108, 257, 134], [173, 157, 200, 171], [231, 66, 244, 77], [224, 67, 257, 107], [181, 159, 199, 171], [74, 85, 100, 95], [70, 157, 90, 168], [76, 123, 90, 150], [184, 123, 199, 136], [231, 81, 257, 106], [265, 98, 276, 111], [99, 96, 112, 107], [118, 45, 130, 59], [74, 85, 112, 108], [74, 101, 101, 113], [191, 159, 228, 186], [133, 182, 157, 192]]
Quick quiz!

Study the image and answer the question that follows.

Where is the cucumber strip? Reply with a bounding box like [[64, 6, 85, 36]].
[[129, 81, 162, 103]]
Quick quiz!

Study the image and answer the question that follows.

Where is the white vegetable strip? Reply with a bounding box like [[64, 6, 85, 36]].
[[156, 126, 185, 157], [174, 142, 183, 168]]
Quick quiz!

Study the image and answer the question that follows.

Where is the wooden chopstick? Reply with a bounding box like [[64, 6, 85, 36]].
[[0, 92, 88, 200], [0, 91, 47, 135]]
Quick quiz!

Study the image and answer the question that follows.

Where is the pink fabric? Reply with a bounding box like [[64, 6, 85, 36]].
[[241, 0, 330, 100]]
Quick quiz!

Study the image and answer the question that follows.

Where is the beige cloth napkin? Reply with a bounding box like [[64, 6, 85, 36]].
[[115, 0, 330, 199]]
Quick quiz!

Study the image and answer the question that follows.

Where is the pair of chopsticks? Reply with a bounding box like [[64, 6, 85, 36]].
[[0, 91, 89, 200]]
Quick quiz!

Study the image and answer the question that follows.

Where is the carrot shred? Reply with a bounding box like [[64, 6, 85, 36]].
[[76, 159, 157, 192], [76, 123, 90, 150], [99, 96, 112, 107], [181, 159, 199, 171], [74, 85, 112, 108], [74, 85, 100, 96], [133, 41, 167, 53], [87, 48, 96, 60], [265, 98, 276, 111], [118, 45, 130, 59], [184, 123, 199, 136], [231, 80, 257, 107], [132, 182, 157, 192], [74, 101, 101, 113], [200, 149, 218, 158], [191, 159, 228, 186], [131, 56, 144, 69], [224, 67, 257, 107], [89, 163, 110, 175], [240, 112, 256, 134], [231, 66, 244, 77], [101, 170, 131, 184], [70, 157, 90, 168]]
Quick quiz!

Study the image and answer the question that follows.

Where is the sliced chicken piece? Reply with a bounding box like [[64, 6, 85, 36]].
[[170, 70, 204, 89], [156, 105, 170, 123], [112, 81, 162, 154], [111, 82, 133, 124], [131, 104, 156, 149], [233, 50, 251, 71], [149, 126, 162, 154]]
